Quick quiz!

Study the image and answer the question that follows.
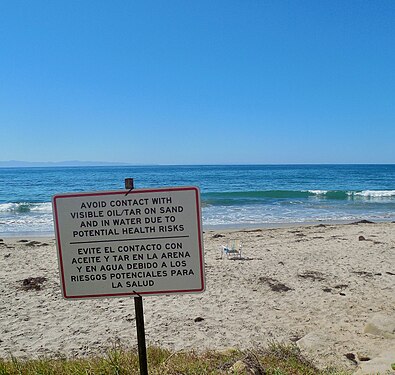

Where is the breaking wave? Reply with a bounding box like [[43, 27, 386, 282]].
[[0, 202, 53, 213], [202, 190, 395, 206]]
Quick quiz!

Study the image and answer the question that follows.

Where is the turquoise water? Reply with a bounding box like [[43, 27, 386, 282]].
[[1, 164, 395, 235]]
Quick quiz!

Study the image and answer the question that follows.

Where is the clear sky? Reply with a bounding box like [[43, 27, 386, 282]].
[[1, 1, 394, 164]]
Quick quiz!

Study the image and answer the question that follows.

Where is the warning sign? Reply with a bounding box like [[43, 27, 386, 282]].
[[52, 187, 205, 299]]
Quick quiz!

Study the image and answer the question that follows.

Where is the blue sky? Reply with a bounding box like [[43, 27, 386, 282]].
[[1, 1, 394, 164]]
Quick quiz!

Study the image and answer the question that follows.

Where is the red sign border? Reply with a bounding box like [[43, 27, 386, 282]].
[[52, 186, 205, 299]]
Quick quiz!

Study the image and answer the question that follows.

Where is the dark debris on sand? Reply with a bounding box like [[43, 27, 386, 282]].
[[19, 276, 47, 291], [298, 271, 325, 281], [258, 276, 293, 292], [25, 241, 47, 247], [349, 220, 375, 225]]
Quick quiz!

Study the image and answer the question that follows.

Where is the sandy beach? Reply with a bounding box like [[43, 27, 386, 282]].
[[1, 222, 394, 373]]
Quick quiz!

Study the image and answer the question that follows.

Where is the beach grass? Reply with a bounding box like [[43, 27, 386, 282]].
[[0, 343, 349, 375]]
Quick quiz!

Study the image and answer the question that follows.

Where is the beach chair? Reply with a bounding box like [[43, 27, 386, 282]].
[[222, 240, 242, 259]]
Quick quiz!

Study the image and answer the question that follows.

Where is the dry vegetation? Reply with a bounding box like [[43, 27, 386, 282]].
[[0, 343, 349, 375]]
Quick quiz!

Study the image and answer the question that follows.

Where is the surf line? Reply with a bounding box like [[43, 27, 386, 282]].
[[69, 235, 190, 245]]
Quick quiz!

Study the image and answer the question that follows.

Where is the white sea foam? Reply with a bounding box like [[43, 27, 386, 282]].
[[0, 203, 15, 212], [353, 190, 395, 198], [0, 214, 54, 234], [30, 202, 53, 212], [307, 190, 328, 195]]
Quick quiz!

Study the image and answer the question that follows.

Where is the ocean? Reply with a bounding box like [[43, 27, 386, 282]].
[[0, 164, 395, 236]]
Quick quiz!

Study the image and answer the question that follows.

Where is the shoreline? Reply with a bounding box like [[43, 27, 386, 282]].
[[1, 218, 393, 238], [1, 222, 394, 373]]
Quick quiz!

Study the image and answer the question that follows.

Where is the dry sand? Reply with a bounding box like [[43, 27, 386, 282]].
[[1, 222, 394, 372]]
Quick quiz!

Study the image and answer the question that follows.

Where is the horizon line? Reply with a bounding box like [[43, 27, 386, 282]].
[[1, 160, 395, 168]]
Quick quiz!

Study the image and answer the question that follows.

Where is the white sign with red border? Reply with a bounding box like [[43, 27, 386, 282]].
[[52, 187, 205, 299]]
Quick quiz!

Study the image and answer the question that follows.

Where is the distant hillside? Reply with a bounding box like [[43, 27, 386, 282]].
[[0, 160, 131, 167]]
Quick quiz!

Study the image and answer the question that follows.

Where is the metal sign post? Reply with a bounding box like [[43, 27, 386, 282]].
[[125, 178, 148, 375], [134, 294, 148, 375]]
